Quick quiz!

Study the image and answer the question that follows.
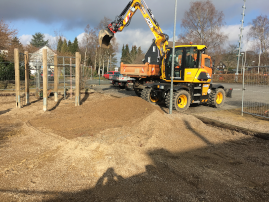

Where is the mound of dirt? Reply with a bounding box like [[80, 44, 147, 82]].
[[29, 95, 164, 139]]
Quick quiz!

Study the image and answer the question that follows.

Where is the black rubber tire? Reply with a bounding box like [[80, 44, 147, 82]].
[[119, 84, 125, 89], [208, 88, 225, 108], [165, 91, 171, 108], [172, 90, 191, 112], [134, 88, 142, 97], [141, 87, 160, 104]]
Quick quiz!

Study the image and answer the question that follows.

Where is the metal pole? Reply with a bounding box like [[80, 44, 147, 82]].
[[24, 51, 30, 105], [235, 0, 246, 81], [169, 0, 177, 115], [258, 28, 263, 75], [242, 50, 247, 116], [241, 53, 244, 75]]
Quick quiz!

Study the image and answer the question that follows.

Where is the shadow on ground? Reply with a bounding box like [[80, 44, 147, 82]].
[[0, 132, 268, 201], [49, 96, 64, 111], [0, 109, 11, 115]]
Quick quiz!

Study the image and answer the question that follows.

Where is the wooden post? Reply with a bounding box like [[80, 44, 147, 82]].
[[14, 48, 21, 108], [54, 54, 58, 102], [43, 49, 48, 111], [75, 52, 80, 106], [24, 51, 29, 105]]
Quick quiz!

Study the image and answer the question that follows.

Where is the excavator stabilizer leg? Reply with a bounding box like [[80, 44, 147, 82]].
[[98, 29, 114, 49]]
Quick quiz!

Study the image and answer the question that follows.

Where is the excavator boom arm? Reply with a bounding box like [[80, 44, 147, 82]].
[[99, 0, 168, 56]]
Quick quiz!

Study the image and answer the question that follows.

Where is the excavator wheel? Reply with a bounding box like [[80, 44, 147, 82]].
[[164, 91, 171, 108], [173, 90, 191, 112], [141, 87, 161, 104], [208, 88, 225, 108], [134, 88, 142, 97]]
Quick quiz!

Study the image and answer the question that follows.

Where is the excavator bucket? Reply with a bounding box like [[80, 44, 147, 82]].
[[98, 29, 114, 49]]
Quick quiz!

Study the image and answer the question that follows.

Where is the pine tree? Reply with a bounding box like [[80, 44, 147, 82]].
[[57, 37, 63, 53], [11, 37, 23, 51], [123, 44, 130, 63], [30, 32, 49, 47], [61, 39, 68, 53], [120, 44, 125, 63], [130, 45, 137, 61], [71, 37, 79, 54], [137, 46, 142, 56], [67, 40, 72, 52]]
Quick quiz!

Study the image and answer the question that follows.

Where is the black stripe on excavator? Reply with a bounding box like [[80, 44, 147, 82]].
[[120, 1, 133, 17]]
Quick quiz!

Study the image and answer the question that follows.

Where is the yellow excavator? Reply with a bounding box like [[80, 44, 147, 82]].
[[99, 0, 232, 111]]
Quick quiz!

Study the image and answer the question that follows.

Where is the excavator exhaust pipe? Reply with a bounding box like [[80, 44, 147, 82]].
[[98, 29, 114, 49]]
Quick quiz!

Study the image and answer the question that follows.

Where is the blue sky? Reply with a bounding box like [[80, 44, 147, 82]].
[[1, 0, 268, 65]]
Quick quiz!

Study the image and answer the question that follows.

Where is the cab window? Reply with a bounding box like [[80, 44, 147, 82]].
[[185, 47, 198, 68], [205, 58, 211, 68]]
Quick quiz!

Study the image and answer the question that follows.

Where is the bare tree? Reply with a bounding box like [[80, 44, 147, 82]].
[[80, 17, 119, 76], [0, 19, 18, 60], [178, 0, 227, 54], [247, 15, 269, 66], [221, 44, 238, 74]]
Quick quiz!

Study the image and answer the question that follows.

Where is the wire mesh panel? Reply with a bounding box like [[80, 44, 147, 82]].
[[57, 56, 76, 99], [243, 66, 269, 118]]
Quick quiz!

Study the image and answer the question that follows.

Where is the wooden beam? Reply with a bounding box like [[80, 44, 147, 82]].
[[43, 49, 48, 111], [75, 52, 81, 106], [14, 48, 21, 108]]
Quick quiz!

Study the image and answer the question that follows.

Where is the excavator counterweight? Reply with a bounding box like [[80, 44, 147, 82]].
[[99, 29, 114, 49]]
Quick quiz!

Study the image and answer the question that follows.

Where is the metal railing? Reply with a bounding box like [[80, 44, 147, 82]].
[[242, 65, 269, 118]]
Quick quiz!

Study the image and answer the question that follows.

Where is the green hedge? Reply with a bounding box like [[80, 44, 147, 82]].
[[0, 62, 26, 81]]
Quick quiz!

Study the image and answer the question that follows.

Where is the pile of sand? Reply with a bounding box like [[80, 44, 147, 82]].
[[29, 95, 164, 139]]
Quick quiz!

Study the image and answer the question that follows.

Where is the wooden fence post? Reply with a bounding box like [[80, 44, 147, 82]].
[[24, 51, 29, 105], [14, 48, 21, 108], [75, 52, 81, 106], [54, 54, 58, 102], [43, 49, 47, 111]]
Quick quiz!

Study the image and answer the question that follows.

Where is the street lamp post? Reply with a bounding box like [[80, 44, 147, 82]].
[[169, 0, 178, 114], [241, 52, 244, 74], [235, 0, 246, 82]]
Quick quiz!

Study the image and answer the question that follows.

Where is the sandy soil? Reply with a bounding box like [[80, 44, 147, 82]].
[[0, 92, 269, 201]]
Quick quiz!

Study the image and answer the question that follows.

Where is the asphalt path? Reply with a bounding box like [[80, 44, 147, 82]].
[[92, 83, 269, 114]]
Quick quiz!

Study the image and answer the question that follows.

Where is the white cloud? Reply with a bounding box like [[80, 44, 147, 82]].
[[113, 29, 155, 66], [19, 33, 61, 50], [221, 24, 253, 51], [77, 33, 85, 44], [19, 34, 32, 45], [116, 29, 155, 53]]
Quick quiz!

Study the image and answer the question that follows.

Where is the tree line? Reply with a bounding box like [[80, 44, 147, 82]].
[[1, 0, 269, 79], [177, 0, 269, 73], [120, 44, 144, 64], [0, 17, 119, 79]]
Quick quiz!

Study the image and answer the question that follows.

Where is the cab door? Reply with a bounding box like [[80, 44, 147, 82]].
[[165, 48, 184, 81], [202, 55, 212, 78]]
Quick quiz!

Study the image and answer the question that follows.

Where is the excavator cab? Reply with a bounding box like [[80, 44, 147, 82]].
[[165, 47, 200, 81]]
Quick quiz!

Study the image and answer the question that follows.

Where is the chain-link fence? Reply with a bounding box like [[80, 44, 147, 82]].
[[242, 65, 269, 118]]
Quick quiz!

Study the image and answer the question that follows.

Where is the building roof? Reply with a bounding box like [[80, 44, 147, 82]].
[[29, 46, 55, 65]]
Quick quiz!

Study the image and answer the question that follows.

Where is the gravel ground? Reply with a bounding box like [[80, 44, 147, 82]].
[[0, 90, 269, 201]]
